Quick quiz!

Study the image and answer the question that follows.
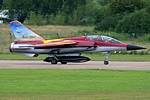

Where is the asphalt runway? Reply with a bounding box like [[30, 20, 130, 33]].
[[0, 60, 150, 70]]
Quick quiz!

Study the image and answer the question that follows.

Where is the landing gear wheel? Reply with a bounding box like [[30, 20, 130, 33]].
[[61, 62, 67, 64], [104, 61, 109, 65], [51, 59, 58, 64]]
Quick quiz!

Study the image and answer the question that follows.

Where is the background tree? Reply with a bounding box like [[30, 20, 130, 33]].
[[116, 9, 150, 34], [95, 0, 146, 31], [108, 0, 145, 15], [0, 0, 2, 9], [1, 0, 150, 34], [93, 0, 111, 6], [61, 0, 86, 24], [95, 15, 121, 31]]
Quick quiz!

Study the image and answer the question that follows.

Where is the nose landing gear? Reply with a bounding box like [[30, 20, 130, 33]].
[[104, 52, 110, 65], [104, 60, 109, 65]]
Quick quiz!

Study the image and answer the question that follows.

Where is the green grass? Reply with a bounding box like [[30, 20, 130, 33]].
[[0, 53, 150, 61], [0, 69, 150, 100]]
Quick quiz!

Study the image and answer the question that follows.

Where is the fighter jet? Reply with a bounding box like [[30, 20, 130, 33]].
[[9, 20, 146, 65], [0, 10, 9, 19]]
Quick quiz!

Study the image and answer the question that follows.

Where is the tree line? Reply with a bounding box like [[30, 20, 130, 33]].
[[0, 0, 150, 35]]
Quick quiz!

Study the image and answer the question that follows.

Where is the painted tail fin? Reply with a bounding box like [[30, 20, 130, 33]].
[[9, 20, 46, 41]]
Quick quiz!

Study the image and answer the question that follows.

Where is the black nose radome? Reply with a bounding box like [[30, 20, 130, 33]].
[[127, 44, 146, 50]]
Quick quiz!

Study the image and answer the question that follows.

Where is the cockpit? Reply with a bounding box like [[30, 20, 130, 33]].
[[86, 35, 122, 44]]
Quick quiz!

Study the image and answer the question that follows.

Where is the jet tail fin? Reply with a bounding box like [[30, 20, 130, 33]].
[[9, 20, 46, 41]]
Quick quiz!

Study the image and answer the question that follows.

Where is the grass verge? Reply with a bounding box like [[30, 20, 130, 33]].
[[0, 69, 150, 100]]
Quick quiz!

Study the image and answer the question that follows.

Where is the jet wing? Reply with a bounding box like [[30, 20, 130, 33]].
[[35, 40, 77, 48]]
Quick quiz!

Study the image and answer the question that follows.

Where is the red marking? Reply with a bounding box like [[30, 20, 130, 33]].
[[9, 22, 20, 24], [14, 40, 43, 44]]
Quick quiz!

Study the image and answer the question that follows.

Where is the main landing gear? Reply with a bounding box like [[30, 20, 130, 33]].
[[51, 58, 58, 64], [50, 50, 60, 64], [50, 58, 68, 64], [48, 56, 68, 64], [104, 52, 110, 65]]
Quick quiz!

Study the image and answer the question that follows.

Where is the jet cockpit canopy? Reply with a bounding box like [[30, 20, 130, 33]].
[[86, 35, 122, 44]]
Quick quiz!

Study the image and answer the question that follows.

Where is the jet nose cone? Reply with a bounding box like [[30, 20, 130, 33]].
[[127, 44, 146, 50]]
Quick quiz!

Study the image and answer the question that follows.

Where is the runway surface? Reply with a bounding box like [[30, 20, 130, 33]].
[[0, 60, 150, 70]]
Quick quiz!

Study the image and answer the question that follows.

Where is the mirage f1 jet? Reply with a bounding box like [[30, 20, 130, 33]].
[[9, 20, 146, 65]]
